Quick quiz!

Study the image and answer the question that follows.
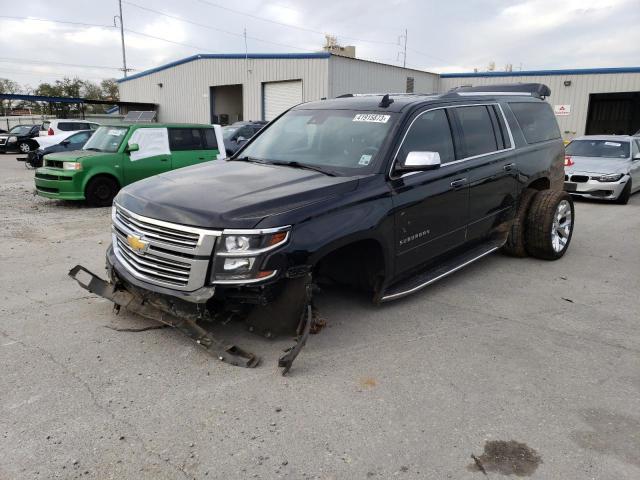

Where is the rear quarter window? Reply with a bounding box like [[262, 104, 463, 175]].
[[509, 102, 561, 144], [58, 122, 79, 131]]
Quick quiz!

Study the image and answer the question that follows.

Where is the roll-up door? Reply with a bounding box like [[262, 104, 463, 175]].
[[263, 80, 303, 121]]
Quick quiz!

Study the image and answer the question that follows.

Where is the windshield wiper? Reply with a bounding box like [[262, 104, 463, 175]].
[[268, 161, 336, 177], [231, 156, 266, 164]]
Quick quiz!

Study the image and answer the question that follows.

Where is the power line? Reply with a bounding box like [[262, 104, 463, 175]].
[[122, 1, 317, 53], [0, 57, 122, 71], [0, 15, 213, 58], [0, 14, 111, 29], [194, 0, 398, 46]]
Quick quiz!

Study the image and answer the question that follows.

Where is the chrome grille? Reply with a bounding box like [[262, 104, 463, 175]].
[[0, 138, 6, 145], [115, 207, 200, 249], [112, 204, 220, 291]]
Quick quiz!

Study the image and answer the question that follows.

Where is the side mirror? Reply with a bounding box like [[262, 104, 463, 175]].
[[236, 136, 247, 143], [397, 151, 441, 172], [127, 143, 139, 153], [61, 140, 70, 146], [634, 153, 640, 160]]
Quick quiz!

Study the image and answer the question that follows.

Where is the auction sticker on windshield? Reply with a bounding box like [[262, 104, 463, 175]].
[[353, 114, 390, 123]]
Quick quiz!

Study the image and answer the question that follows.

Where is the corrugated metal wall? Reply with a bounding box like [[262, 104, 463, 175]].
[[329, 55, 440, 97], [119, 57, 329, 123], [439, 73, 640, 140]]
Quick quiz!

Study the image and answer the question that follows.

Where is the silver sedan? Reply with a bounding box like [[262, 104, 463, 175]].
[[564, 135, 640, 204]]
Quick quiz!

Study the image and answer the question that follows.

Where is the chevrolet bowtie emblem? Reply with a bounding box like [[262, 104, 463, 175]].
[[127, 234, 149, 253]]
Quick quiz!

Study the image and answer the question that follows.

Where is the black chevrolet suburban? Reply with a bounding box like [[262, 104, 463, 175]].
[[72, 83, 573, 370]]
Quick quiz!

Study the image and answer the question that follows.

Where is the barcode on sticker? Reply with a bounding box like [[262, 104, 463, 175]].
[[353, 114, 390, 123]]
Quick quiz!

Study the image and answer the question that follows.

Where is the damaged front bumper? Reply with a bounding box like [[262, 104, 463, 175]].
[[68, 247, 314, 374]]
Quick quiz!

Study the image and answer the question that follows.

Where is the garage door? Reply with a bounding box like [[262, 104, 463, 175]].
[[263, 80, 303, 121]]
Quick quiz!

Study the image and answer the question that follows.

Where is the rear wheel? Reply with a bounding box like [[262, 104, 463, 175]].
[[525, 190, 574, 260], [85, 176, 119, 207], [503, 188, 537, 257], [615, 180, 631, 205], [18, 142, 31, 153]]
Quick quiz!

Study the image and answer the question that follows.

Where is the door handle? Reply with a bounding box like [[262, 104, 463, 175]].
[[160, 158, 169, 162], [450, 178, 468, 189], [503, 162, 516, 171]]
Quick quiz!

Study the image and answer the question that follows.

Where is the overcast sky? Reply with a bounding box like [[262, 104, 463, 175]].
[[1, 0, 639, 88]]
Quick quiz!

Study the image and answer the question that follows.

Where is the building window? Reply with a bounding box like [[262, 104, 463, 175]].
[[406, 77, 415, 93]]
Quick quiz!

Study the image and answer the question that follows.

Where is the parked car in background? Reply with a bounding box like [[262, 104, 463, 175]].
[[41, 119, 100, 136], [564, 135, 640, 204], [0, 124, 42, 153], [35, 123, 226, 206], [222, 121, 267, 155], [25, 130, 93, 168]]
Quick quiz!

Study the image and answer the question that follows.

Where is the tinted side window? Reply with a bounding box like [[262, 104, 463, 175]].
[[70, 131, 91, 145], [455, 106, 498, 157], [89, 123, 99, 130], [203, 129, 218, 150], [169, 128, 204, 151], [58, 122, 77, 131], [509, 102, 561, 144], [398, 109, 455, 164]]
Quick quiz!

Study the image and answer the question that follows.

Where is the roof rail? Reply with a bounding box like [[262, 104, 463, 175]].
[[335, 92, 438, 99], [445, 83, 551, 99]]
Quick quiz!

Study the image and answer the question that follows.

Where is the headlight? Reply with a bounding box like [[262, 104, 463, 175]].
[[210, 227, 290, 283], [8, 136, 17, 143], [592, 173, 623, 182], [63, 162, 82, 171], [225, 235, 252, 252]]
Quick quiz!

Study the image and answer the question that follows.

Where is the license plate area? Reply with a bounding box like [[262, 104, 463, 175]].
[[564, 182, 577, 192]]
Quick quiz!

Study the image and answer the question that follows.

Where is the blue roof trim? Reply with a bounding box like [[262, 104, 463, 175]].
[[117, 52, 331, 83], [441, 66, 640, 78]]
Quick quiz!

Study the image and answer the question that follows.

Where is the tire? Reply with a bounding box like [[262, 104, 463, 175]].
[[503, 188, 537, 257], [615, 180, 631, 205], [525, 190, 574, 260], [85, 176, 119, 207], [18, 142, 31, 153]]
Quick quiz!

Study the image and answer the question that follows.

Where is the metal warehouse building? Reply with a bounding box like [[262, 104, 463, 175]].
[[117, 52, 439, 124], [119, 55, 640, 142], [440, 67, 640, 141]]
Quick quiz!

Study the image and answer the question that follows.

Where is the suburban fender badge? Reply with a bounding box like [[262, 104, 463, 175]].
[[127, 234, 149, 254]]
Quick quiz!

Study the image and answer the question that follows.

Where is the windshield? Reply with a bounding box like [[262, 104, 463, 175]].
[[222, 126, 239, 140], [9, 125, 32, 135], [566, 139, 630, 159], [83, 126, 128, 153], [240, 109, 395, 174]]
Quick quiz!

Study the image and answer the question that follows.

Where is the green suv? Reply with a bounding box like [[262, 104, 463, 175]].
[[34, 123, 224, 206]]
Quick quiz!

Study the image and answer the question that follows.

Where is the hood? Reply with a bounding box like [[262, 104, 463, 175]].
[[116, 160, 361, 229], [44, 150, 106, 162], [566, 156, 630, 175]]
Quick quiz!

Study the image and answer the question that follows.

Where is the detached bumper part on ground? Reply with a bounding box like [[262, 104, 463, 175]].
[[68, 262, 314, 375]]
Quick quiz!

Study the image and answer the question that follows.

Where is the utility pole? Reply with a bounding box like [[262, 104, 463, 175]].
[[403, 28, 407, 68], [114, 0, 129, 77], [398, 29, 408, 68]]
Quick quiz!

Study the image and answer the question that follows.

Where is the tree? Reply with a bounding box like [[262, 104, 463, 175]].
[[100, 79, 119, 101], [0, 78, 21, 115]]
